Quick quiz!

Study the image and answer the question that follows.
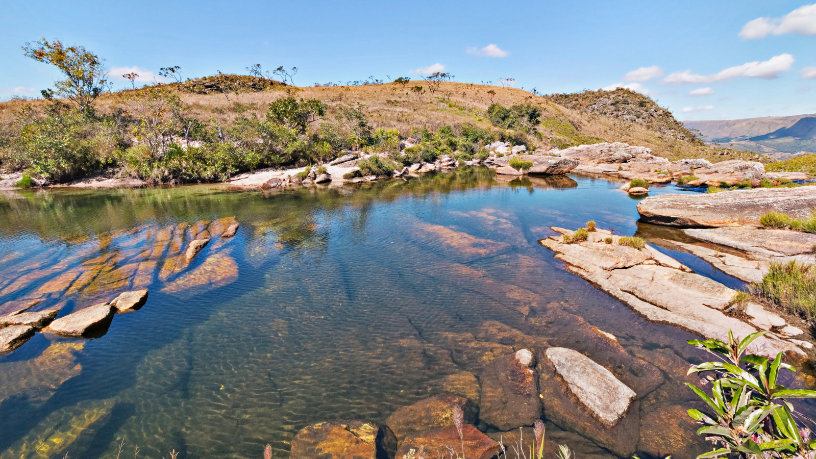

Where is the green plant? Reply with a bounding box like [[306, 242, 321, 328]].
[[726, 291, 751, 316], [357, 156, 397, 177], [586, 221, 596, 232], [752, 260, 816, 319], [618, 236, 645, 250], [13, 174, 35, 188], [604, 237, 613, 244], [759, 212, 791, 229], [629, 178, 650, 189], [733, 179, 752, 189], [296, 166, 310, 180], [677, 175, 700, 185], [788, 210, 816, 234], [685, 331, 816, 458], [563, 228, 589, 244], [316, 165, 327, 175], [508, 157, 533, 171], [343, 169, 361, 179], [707, 186, 726, 194]]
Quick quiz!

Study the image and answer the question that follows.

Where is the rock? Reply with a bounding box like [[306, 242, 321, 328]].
[[511, 145, 527, 154], [185, 238, 210, 260], [47, 303, 115, 338], [289, 421, 397, 459], [528, 157, 579, 175], [385, 393, 477, 443], [665, 240, 765, 283], [222, 221, 240, 238], [409, 163, 422, 172], [315, 173, 332, 184], [261, 177, 285, 189], [745, 302, 787, 330], [419, 163, 437, 173], [619, 182, 631, 192], [539, 347, 639, 457], [673, 158, 712, 169], [439, 372, 481, 403], [110, 289, 149, 313], [706, 160, 766, 180], [396, 426, 500, 459], [684, 227, 816, 260], [779, 325, 804, 337], [0, 309, 59, 328], [637, 187, 816, 227], [559, 142, 654, 163], [479, 350, 541, 431], [495, 166, 523, 176], [628, 186, 649, 195], [0, 325, 35, 353], [487, 141, 510, 151], [329, 153, 358, 166], [638, 405, 708, 458]]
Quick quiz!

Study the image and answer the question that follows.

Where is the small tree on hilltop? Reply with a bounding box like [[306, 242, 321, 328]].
[[425, 72, 453, 95], [159, 66, 183, 83], [23, 38, 108, 113], [273, 66, 298, 86]]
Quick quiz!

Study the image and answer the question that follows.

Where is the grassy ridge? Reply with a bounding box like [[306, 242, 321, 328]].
[[765, 153, 816, 175]]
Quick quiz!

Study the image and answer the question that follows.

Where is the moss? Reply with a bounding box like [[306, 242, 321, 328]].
[[343, 170, 362, 179], [706, 186, 725, 193], [629, 178, 650, 189], [14, 175, 36, 188], [618, 236, 646, 250]]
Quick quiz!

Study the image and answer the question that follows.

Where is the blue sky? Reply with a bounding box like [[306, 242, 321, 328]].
[[1, 0, 815, 121]]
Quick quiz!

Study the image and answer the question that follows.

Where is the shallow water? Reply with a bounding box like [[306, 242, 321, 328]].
[[0, 169, 811, 459]]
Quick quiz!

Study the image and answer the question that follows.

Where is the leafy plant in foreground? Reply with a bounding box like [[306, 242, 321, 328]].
[[686, 331, 816, 458]]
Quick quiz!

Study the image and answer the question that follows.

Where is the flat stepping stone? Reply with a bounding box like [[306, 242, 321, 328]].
[[47, 303, 115, 338], [0, 309, 59, 328], [185, 238, 210, 260], [110, 289, 148, 313], [0, 325, 35, 353]]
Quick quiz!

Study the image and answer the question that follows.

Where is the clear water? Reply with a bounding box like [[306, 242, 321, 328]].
[[0, 169, 811, 459]]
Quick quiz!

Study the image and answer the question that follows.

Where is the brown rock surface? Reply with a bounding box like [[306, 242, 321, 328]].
[[185, 238, 210, 260], [638, 405, 708, 458], [221, 221, 240, 238], [479, 350, 541, 431], [110, 289, 149, 313], [0, 309, 59, 328], [684, 227, 816, 259], [289, 421, 397, 459], [0, 325, 35, 353], [162, 252, 239, 294], [395, 425, 500, 459], [628, 186, 649, 195], [637, 187, 816, 227], [439, 372, 481, 403], [385, 393, 477, 443], [46, 303, 115, 338]]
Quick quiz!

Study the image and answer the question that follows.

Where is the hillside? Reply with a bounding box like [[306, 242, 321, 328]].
[[684, 114, 816, 159]]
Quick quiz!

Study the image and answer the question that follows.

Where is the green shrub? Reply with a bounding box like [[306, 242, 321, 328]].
[[562, 228, 589, 244], [316, 165, 327, 175], [343, 170, 361, 179], [733, 179, 752, 189], [676, 175, 699, 185], [604, 237, 613, 244], [618, 236, 645, 250], [586, 221, 596, 232], [357, 156, 397, 177], [628, 179, 650, 189], [508, 157, 533, 170], [14, 175, 35, 188], [759, 212, 791, 229], [706, 186, 725, 193], [789, 212, 816, 233], [765, 153, 816, 176], [296, 167, 311, 180], [752, 260, 816, 319], [726, 290, 751, 316]]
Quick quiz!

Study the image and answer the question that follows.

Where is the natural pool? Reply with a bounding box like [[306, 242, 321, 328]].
[[0, 169, 811, 459]]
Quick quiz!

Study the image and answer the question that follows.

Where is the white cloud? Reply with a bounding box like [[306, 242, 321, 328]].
[[0, 86, 35, 94], [682, 105, 715, 113], [662, 54, 794, 84], [682, 107, 693, 113], [802, 66, 816, 80], [411, 63, 445, 75], [739, 3, 816, 39], [688, 87, 715, 96], [466, 44, 508, 58], [622, 66, 664, 82], [107, 66, 163, 82], [602, 82, 653, 96]]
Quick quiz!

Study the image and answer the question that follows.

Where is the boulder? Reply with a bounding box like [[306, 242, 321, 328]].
[[329, 153, 358, 166], [185, 238, 210, 260], [289, 421, 397, 459], [559, 142, 654, 164], [110, 289, 149, 313], [638, 405, 708, 459], [261, 177, 285, 189], [315, 173, 332, 184], [511, 145, 527, 154], [495, 166, 522, 176], [0, 309, 59, 328], [539, 347, 639, 457], [385, 393, 477, 443], [628, 186, 649, 195], [683, 227, 816, 260], [637, 187, 816, 227], [0, 325, 35, 353], [222, 221, 240, 238], [419, 163, 437, 173], [527, 158, 579, 175], [408, 163, 422, 172], [479, 349, 541, 431], [396, 426, 499, 459], [47, 303, 115, 338], [439, 372, 481, 403]]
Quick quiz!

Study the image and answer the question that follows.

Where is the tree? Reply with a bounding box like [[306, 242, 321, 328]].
[[425, 72, 454, 95], [123, 72, 139, 89], [336, 103, 371, 150], [273, 66, 298, 86], [22, 38, 108, 113], [247, 64, 264, 78], [159, 66, 183, 83], [126, 86, 184, 160], [266, 97, 325, 134], [393, 77, 410, 88]]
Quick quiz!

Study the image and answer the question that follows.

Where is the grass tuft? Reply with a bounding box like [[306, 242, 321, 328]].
[[752, 261, 816, 319], [618, 236, 646, 250], [508, 157, 533, 171], [14, 175, 35, 188], [676, 175, 699, 185], [586, 221, 596, 232], [628, 178, 650, 189], [706, 186, 725, 193], [562, 228, 589, 244], [759, 212, 791, 229]]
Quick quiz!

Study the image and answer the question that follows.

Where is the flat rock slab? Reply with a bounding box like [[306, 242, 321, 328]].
[[492, 156, 578, 175], [396, 426, 500, 459], [47, 303, 115, 338], [479, 350, 542, 431], [185, 238, 210, 261], [289, 421, 397, 459], [0, 325, 35, 353], [0, 309, 59, 328], [221, 221, 239, 238], [110, 290, 149, 313], [540, 347, 639, 457], [665, 240, 766, 283], [385, 393, 476, 443], [637, 187, 816, 227], [684, 227, 816, 259]]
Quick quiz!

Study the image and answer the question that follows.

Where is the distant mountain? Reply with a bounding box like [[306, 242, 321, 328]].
[[684, 114, 816, 160]]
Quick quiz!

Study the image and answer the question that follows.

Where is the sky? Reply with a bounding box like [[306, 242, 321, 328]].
[[1, 0, 815, 121]]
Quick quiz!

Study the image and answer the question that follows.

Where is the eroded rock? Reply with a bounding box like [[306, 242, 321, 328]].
[[185, 238, 210, 261], [222, 221, 240, 238], [0, 309, 59, 328], [289, 421, 397, 459], [479, 350, 541, 431], [0, 325, 35, 353], [47, 303, 115, 338], [395, 426, 499, 459], [385, 393, 477, 443], [110, 289, 149, 313]]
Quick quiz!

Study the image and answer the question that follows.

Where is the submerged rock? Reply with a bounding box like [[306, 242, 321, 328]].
[[385, 393, 477, 443], [479, 350, 541, 431], [0, 309, 59, 328], [0, 325, 35, 353], [222, 221, 240, 238], [540, 347, 639, 457], [185, 238, 210, 260], [47, 303, 115, 338], [395, 426, 500, 459], [289, 421, 397, 459], [110, 289, 149, 313], [439, 371, 481, 403]]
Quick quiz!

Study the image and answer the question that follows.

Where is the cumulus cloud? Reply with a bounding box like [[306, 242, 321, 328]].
[[622, 66, 664, 82], [739, 3, 816, 39], [602, 82, 653, 96], [662, 54, 794, 84], [682, 105, 715, 113], [802, 66, 816, 80], [107, 66, 163, 82], [688, 87, 715, 96], [466, 44, 508, 58], [411, 63, 445, 75]]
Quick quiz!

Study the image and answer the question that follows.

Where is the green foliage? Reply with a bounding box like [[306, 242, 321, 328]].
[[539, 116, 603, 148], [766, 153, 816, 176], [508, 157, 533, 170], [267, 97, 325, 134], [343, 169, 361, 179], [760, 212, 792, 229], [369, 129, 400, 153], [727, 291, 751, 316], [733, 179, 752, 189], [604, 236, 613, 244], [296, 167, 311, 180], [618, 236, 645, 250], [586, 221, 596, 232], [487, 103, 541, 131], [753, 261, 816, 319], [316, 165, 327, 175], [676, 175, 699, 185], [337, 103, 371, 149], [707, 186, 726, 193], [685, 331, 816, 458], [14, 175, 35, 188], [629, 178, 651, 189], [563, 229, 589, 244], [357, 156, 397, 177]]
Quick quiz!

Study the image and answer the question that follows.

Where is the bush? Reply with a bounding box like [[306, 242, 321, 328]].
[[726, 290, 751, 316], [752, 260, 816, 319], [759, 212, 791, 229], [628, 178, 650, 189], [296, 167, 311, 180], [14, 175, 35, 188], [508, 157, 533, 170], [789, 212, 816, 233], [563, 228, 588, 244], [586, 221, 596, 232], [676, 175, 699, 185], [357, 156, 397, 177], [618, 236, 645, 250], [604, 237, 613, 244], [733, 179, 752, 189], [343, 170, 361, 179], [316, 165, 327, 175]]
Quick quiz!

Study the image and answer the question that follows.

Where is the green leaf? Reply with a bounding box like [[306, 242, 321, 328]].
[[773, 389, 816, 399], [687, 409, 715, 422], [737, 331, 767, 356], [757, 438, 796, 451], [741, 354, 769, 368], [735, 440, 762, 455], [697, 425, 733, 439], [696, 448, 731, 459], [768, 352, 782, 389], [771, 405, 802, 443], [686, 383, 725, 417], [745, 405, 777, 432]]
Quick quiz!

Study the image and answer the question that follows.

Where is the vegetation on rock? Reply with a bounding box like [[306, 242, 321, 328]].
[[766, 153, 816, 176], [508, 157, 533, 171], [618, 236, 646, 250], [753, 260, 816, 319], [629, 178, 651, 189]]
